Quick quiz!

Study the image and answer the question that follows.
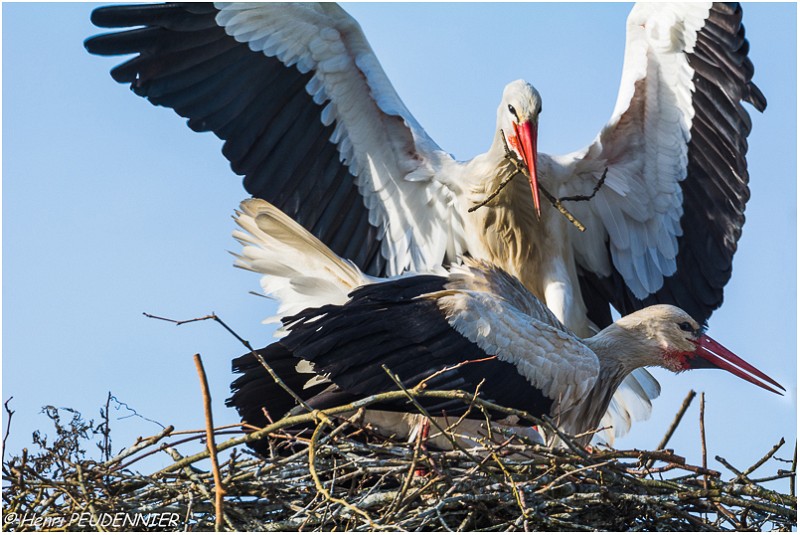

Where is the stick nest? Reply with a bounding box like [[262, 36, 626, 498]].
[[2, 393, 796, 532]]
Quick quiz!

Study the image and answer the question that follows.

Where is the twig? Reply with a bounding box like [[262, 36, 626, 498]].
[[715, 455, 746, 479], [558, 168, 607, 202], [656, 390, 696, 451], [574, 425, 611, 442], [144, 311, 316, 415], [468, 130, 607, 233], [193, 354, 225, 532], [467, 171, 518, 213], [646, 390, 696, 470], [541, 415, 591, 461], [109, 395, 166, 428], [101, 392, 111, 463], [170, 422, 261, 436], [535, 460, 613, 494], [111, 430, 229, 474], [467, 130, 524, 213], [489, 445, 529, 526], [75, 464, 106, 532], [382, 364, 482, 463], [739, 438, 786, 482], [104, 425, 175, 468], [183, 490, 195, 532], [443, 379, 487, 440], [714, 502, 742, 530], [699, 392, 708, 490], [384, 418, 426, 523], [748, 470, 796, 484], [536, 167, 608, 233], [307, 419, 379, 529], [792, 440, 797, 497], [142, 312, 216, 325], [539, 189, 588, 232], [18, 448, 27, 490], [415, 356, 497, 390], [3, 397, 14, 459]]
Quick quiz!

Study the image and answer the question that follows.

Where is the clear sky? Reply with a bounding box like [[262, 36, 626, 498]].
[[3, 3, 796, 484]]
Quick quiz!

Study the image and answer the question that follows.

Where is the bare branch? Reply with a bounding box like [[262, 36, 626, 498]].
[[3, 397, 14, 459], [193, 354, 226, 532]]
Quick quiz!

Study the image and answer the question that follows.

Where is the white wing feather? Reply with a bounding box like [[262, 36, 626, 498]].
[[436, 290, 599, 417], [216, 2, 465, 276], [546, 3, 712, 298]]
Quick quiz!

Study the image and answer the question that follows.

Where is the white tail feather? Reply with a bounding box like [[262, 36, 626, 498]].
[[595, 368, 661, 445], [233, 198, 371, 333]]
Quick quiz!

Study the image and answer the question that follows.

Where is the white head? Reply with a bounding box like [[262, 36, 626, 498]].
[[497, 80, 543, 214], [612, 304, 784, 394], [498, 80, 542, 132]]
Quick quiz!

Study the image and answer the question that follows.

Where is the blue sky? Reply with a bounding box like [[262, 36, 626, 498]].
[[3, 3, 796, 482]]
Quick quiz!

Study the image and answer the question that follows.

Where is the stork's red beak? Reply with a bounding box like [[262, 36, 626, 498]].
[[513, 120, 540, 217], [691, 334, 785, 395]]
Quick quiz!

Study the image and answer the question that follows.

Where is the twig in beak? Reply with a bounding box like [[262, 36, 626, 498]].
[[468, 130, 607, 233]]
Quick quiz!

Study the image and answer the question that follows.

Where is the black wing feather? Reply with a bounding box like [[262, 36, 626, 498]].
[[581, 2, 765, 327], [85, 3, 387, 277], [227, 275, 555, 442]]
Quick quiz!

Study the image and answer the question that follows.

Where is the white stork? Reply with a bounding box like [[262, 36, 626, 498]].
[[85, 4, 766, 439], [229, 198, 783, 447], [85, 3, 765, 332], [227, 201, 784, 450]]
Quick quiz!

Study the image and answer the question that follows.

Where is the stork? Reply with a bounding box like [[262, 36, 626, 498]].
[[227, 242, 784, 451], [84, 2, 765, 332], [230, 198, 783, 446], [85, 4, 766, 439]]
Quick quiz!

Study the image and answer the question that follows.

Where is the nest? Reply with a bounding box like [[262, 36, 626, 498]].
[[2, 388, 796, 532]]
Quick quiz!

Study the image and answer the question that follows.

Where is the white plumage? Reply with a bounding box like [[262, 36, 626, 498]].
[[232, 198, 373, 331], [87, 2, 765, 442]]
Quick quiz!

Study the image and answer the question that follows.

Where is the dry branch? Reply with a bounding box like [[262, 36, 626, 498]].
[[192, 354, 226, 532]]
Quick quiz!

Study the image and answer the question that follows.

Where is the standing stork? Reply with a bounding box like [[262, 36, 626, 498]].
[[85, 4, 766, 439], [227, 238, 784, 451]]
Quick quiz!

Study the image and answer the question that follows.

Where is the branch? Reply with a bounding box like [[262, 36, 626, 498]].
[[793, 440, 797, 497], [739, 438, 786, 482], [646, 390, 696, 470], [143, 311, 318, 416], [3, 397, 14, 459], [699, 392, 708, 489], [192, 354, 225, 532], [149, 387, 546, 480], [307, 419, 379, 529]]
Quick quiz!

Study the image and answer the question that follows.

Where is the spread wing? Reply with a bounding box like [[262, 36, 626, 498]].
[[85, 2, 467, 277], [545, 2, 766, 327]]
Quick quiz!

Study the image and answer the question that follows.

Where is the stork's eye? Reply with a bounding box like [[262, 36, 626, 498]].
[[678, 322, 693, 332], [507, 104, 518, 119], [537, 105, 543, 115]]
